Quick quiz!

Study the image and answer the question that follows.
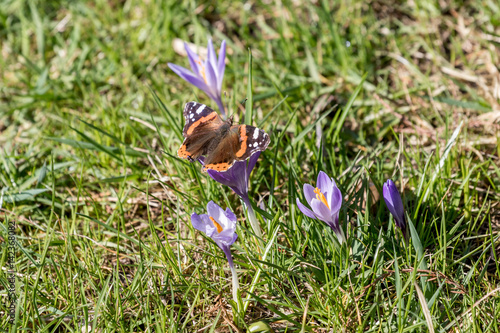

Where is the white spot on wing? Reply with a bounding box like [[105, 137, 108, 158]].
[[253, 128, 259, 139], [196, 105, 206, 114]]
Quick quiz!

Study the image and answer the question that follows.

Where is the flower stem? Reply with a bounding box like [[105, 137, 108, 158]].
[[242, 196, 262, 238], [222, 246, 240, 309], [230, 264, 239, 306]]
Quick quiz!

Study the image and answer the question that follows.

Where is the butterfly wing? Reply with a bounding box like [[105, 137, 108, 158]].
[[203, 129, 240, 172], [232, 124, 270, 161], [181, 102, 223, 138], [203, 124, 270, 172], [178, 102, 223, 160]]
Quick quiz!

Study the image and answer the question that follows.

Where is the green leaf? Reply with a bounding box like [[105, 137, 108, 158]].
[[423, 121, 463, 201], [328, 73, 366, 142], [287, 106, 336, 151], [46, 137, 147, 158], [1, 189, 50, 203], [245, 49, 253, 125]]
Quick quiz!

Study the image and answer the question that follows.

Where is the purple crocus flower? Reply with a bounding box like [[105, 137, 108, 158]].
[[382, 179, 407, 238], [191, 201, 240, 302], [206, 153, 260, 205], [199, 153, 263, 238], [168, 39, 227, 117], [296, 171, 345, 244], [191, 200, 238, 267]]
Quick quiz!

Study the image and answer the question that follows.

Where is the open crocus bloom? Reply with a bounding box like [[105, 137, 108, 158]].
[[191, 201, 240, 302], [168, 39, 226, 117], [296, 171, 345, 244], [382, 179, 407, 239], [191, 201, 238, 266]]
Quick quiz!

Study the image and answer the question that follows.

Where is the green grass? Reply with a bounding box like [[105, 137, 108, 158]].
[[1, 0, 500, 332]]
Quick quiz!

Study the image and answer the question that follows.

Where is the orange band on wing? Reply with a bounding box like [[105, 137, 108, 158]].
[[235, 125, 247, 158], [177, 144, 191, 158], [203, 162, 231, 172], [186, 112, 217, 136]]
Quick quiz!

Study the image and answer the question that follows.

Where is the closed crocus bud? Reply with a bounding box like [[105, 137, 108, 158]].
[[382, 179, 407, 239]]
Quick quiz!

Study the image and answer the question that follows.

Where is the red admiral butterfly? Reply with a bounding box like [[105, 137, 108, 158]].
[[177, 102, 270, 172]]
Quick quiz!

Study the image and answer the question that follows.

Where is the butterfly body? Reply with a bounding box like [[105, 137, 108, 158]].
[[178, 102, 270, 172]]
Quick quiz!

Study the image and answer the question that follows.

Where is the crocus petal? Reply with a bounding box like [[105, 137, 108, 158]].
[[201, 214, 218, 237], [167, 63, 194, 79], [219, 208, 236, 231], [217, 40, 226, 91], [220, 243, 235, 268], [191, 213, 206, 233], [224, 207, 238, 224], [206, 158, 250, 198], [388, 181, 405, 221], [296, 198, 317, 220], [383, 180, 405, 228], [207, 200, 223, 223], [191, 213, 217, 238], [207, 168, 232, 185], [207, 39, 218, 74], [303, 184, 316, 206], [184, 42, 202, 74], [217, 218, 236, 242], [230, 232, 238, 245], [311, 198, 334, 223], [246, 152, 261, 178], [168, 63, 214, 97], [204, 59, 219, 96], [317, 171, 333, 193], [323, 178, 335, 210], [228, 160, 248, 181], [331, 214, 345, 244], [328, 185, 343, 214]]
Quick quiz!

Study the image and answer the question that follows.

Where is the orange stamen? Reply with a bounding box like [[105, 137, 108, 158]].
[[314, 187, 330, 209], [196, 60, 208, 83], [209, 216, 223, 233]]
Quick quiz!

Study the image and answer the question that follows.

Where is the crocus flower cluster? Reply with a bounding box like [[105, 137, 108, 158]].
[[295, 173, 409, 245], [171, 38, 265, 312], [169, 37, 412, 326], [171, 39, 265, 238]]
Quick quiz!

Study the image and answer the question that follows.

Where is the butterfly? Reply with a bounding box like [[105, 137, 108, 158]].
[[177, 102, 270, 172]]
